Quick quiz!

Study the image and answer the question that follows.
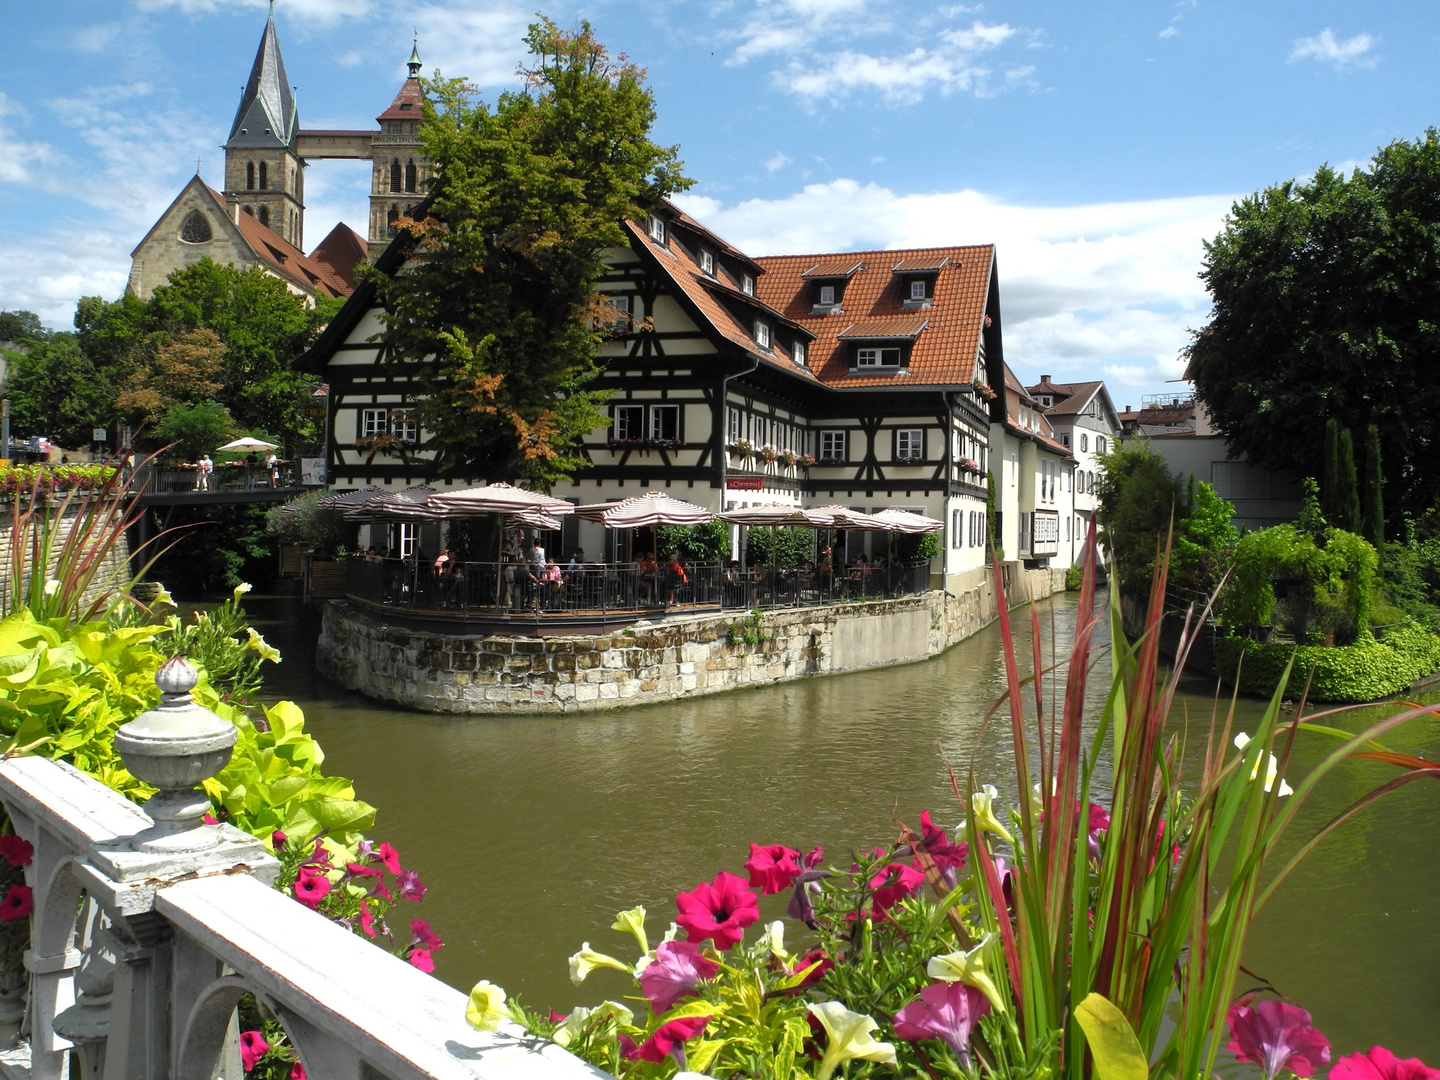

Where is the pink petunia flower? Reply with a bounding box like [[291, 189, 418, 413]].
[[1332, 1047, 1440, 1080], [290, 1061, 306, 1080], [240, 1030, 269, 1071], [407, 948, 435, 973], [869, 858, 925, 912], [0, 885, 32, 923], [0, 835, 33, 867], [675, 871, 760, 950], [359, 900, 376, 939], [1226, 999, 1331, 1080], [376, 842, 402, 875], [791, 949, 833, 987], [271, 830, 287, 851], [307, 839, 333, 869], [293, 868, 331, 909], [202, 812, 219, 825], [397, 870, 426, 901], [624, 1016, 709, 1064], [744, 843, 802, 895], [410, 919, 443, 950], [638, 939, 720, 1012], [893, 981, 990, 1064]]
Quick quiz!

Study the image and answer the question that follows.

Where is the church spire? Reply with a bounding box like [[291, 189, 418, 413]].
[[225, 3, 299, 149], [408, 37, 422, 79]]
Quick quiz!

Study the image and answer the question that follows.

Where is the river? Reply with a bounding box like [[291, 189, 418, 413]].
[[246, 587, 1440, 1062]]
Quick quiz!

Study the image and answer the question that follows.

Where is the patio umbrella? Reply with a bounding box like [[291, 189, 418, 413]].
[[315, 485, 385, 509], [574, 490, 714, 527], [718, 503, 808, 526], [427, 483, 575, 607], [216, 436, 279, 452], [869, 507, 944, 533]]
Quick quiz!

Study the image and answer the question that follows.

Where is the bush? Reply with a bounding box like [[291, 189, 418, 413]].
[[266, 489, 358, 557], [1221, 523, 1378, 641], [744, 526, 813, 569], [154, 400, 235, 460], [655, 519, 730, 561], [1215, 621, 1440, 702], [1065, 564, 1083, 591]]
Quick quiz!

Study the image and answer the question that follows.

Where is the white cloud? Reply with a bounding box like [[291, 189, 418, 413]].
[[1289, 29, 1377, 71], [0, 93, 68, 187], [1159, 25, 1178, 39], [0, 224, 133, 327], [674, 181, 1235, 393], [404, 2, 532, 86], [764, 151, 792, 172], [71, 23, 124, 54]]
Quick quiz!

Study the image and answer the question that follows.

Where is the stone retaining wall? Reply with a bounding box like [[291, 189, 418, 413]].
[[317, 564, 1066, 714]]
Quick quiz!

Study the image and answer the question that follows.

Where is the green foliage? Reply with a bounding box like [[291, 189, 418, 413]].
[[906, 532, 942, 562], [1221, 523, 1378, 642], [743, 526, 812, 569], [5, 334, 121, 449], [154, 400, 235, 460], [1336, 427, 1361, 533], [0, 310, 47, 343], [986, 468, 998, 558], [152, 583, 278, 707], [1065, 564, 1083, 591], [1216, 621, 1440, 702], [1322, 418, 1341, 525], [0, 464, 115, 496], [1095, 440, 1182, 590], [1187, 130, 1440, 524], [265, 489, 359, 557], [149, 502, 275, 594], [1362, 423, 1385, 550], [655, 520, 730, 561], [726, 608, 765, 648], [1170, 479, 1237, 596], [377, 19, 691, 487]]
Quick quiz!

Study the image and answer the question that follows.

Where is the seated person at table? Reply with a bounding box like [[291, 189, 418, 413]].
[[664, 551, 688, 605]]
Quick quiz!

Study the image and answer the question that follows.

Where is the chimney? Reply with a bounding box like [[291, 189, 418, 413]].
[[1041, 375, 1052, 384]]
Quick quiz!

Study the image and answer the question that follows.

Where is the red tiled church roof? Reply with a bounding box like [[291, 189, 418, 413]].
[[378, 77, 423, 122], [208, 186, 356, 298]]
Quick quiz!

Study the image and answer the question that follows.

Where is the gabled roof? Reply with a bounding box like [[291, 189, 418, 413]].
[[665, 202, 765, 275], [755, 245, 994, 389], [378, 76, 423, 122], [1029, 379, 1104, 416], [801, 259, 865, 279], [226, 8, 297, 150], [891, 255, 950, 273], [308, 223, 369, 291], [228, 196, 355, 298]]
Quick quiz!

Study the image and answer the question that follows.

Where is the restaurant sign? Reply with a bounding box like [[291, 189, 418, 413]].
[[725, 476, 764, 491]]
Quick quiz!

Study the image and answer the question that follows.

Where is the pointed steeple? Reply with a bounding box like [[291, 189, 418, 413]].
[[408, 38, 422, 79], [225, 3, 298, 149]]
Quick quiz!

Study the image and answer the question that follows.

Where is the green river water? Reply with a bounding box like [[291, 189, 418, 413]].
[[245, 589, 1440, 1061]]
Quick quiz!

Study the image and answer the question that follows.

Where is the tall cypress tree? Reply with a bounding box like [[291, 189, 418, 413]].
[[1323, 418, 1341, 523], [1362, 422, 1385, 549], [1337, 427, 1362, 533]]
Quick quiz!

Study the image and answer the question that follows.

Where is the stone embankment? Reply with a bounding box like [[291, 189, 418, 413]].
[[317, 566, 1064, 714]]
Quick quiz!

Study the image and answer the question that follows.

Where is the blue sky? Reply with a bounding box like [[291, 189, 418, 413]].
[[3, 0, 1437, 401]]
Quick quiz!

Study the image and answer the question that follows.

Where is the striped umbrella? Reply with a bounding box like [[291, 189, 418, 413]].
[[573, 491, 714, 528]]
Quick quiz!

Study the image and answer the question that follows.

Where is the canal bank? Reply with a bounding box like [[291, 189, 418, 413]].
[[315, 565, 1066, 713]]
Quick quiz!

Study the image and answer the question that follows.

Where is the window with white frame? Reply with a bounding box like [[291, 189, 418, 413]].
[[909, 280, 927, 301], [647, 215, 666, 244], [856, 346, 902, 367], [896, 429, 924, 461], [754, 321, 771, 349], [399, 522, 418, 558], [649, 404, 680, 442], [613, 404, 645, 441], [752, 416, 767, 445], [1080, 433, 1089, 452], [728, 406, 741, 443], [390, 410, 418, 442], [361, 409, 388, 438], [741, 273, 755, 296], [793, 340, 807, 367], [819, 430, 846, 461], [1096, 435, 1107, 454], [600, 293, 632, 331], [952, 510, 962, 548], [819, 284, 835, 305], [700, 250, 715, 275]]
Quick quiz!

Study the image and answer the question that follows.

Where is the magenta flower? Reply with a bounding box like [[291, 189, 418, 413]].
[[293, 868, 331, 909], [397, 870, 426, 901], [1226, 1000, 1331, 1080], [356, 839, 376, 860], [625, 1016, 709, 1064], [869, 859, 925, 913], [359, 900, 376, 939], [346, 863, 394, 901], [675, 871, 760, 950], [893, 981, 990, 1064], [638, 939, 720, 1012], [202, 812, 219, 825], [0, 835, 33, 867], [1332, 1047, 1440, 1080], [744, 843, 802, 894], [290, 1062, 307, 1080], [791, 949, 833, 987], [408, 948, 435, 973], [376, 842, 402, 875], [410, 919, 443, 950], [0, 885, 32, 923], [240, 1030, 270, 1071], [307, 839, 333, 869], [271, 830, 287, 851], [1085, 802, 1112, 833]]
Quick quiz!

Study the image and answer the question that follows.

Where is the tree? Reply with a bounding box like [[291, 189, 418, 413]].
[[0, 310, 47, 343], [1187, 130, 1440, 524], [154, 401, 235, 460], [1336, 427, 1361, 534], [376, 19, 691, 488], [5, 334, 119, 447], [1095, 440, 1183, 591], [1322, 419, 1341, 524], [117, 328, 226, 430], [1362, 423, 1385, 550]]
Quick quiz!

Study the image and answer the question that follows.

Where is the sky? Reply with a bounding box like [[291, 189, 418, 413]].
[[2, 1, 1437, 402]]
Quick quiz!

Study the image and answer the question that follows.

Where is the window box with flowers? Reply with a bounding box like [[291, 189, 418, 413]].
[[959, 457, 982, 476], [973, 381, 997, 402], [606, 437, 683, 452], [779, 449, 799, 470], [759, 444, 780, 465], [728, 439, 754, 459], [798, 453, 817, 469]]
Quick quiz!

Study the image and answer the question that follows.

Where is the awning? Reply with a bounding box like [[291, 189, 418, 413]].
[[573, 491, 714, 528]]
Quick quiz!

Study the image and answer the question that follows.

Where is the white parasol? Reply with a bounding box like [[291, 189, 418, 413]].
[[869, 507, 944, 534], [574, 491, 714, 528], [216, 437, 279, 452]]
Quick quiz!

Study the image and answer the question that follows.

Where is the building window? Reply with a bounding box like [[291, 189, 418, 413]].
[[649, 404, 680, 442], [909, 280, 926, 301], [952, 510, 962, 548], [819, 284, 835, 305], [793, 340, 806, 367], [179, 211, 212, 244], [1079, 433, 1089, 452], [896, 429, 924, 461], [728, 407, 741, 443], [390, 411, 419, 442], [819, 430, 846, 462], [258, 206, 270, 228], [699, 250, 714, 275], [752, 416, 766, 445], [246, 161, 255, 190], [741, 273, 754, 296], [647, 215, 666, 244], [399, 522, 418, 559], [390, 160, 402, 193], [258, 162, 268, 190], [598, 293, 631, 332], [405, 160, 417, 193], [856, 346, 902, 367], [754, 321, 771, 349], [361, 409, 388, 438], [613, 405, 645, 441], [1061, 432, 1070, 447], [1096, 436, 1107, 454], [387, 204, 400, 234], [242, 205, 254, 217]]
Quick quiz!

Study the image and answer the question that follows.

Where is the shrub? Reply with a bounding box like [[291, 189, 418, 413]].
[[1221, 523, 1378, 641], [1215, 622, 1440, 702], [655, 520, 730, 561], [265, 489, 358, 557], [744, 526, 813, 570], [1065, 564, 1083, 591]]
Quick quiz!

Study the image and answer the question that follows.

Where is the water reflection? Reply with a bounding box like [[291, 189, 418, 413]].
[[247, 590, 1440, 1060]]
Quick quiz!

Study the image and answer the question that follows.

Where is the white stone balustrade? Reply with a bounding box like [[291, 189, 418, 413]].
[[0, 754, 606, 1080]]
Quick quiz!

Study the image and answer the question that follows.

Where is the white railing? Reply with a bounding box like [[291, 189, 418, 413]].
[[0, 754, 604, 1079]]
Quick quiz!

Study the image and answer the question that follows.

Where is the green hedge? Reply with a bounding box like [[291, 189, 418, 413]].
[[1214, 622, 1440, 703]]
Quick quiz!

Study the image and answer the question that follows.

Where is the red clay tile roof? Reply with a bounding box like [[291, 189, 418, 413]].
[[211, 186, 355, 298], [754, 245, 994, 389], [378, 77, 423, 121], [891, 255, 950, 273], [837, 314, 930, 340], [666, 202, 765, 273], [308, 222, 369, 291], [1030, 379, 1104, 415], [802, 258, 866, 278]]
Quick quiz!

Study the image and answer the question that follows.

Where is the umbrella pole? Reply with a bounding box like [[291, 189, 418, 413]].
[[495, 514, 505, 611]]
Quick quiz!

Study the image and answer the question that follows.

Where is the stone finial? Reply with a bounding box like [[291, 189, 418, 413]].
[[113, 656, 237, 854]]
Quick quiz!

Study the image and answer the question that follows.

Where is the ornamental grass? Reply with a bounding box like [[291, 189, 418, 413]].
[[466, 525, 1440, 1079]]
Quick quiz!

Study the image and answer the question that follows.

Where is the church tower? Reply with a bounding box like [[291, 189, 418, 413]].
[[367, 42, 430, 258], [223, 3, 305, 248]]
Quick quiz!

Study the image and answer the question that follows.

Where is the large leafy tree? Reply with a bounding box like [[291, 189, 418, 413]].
[[376, 19, 691, 488], [6, 334, 119, 448], [1187, 130, 1440, 522]]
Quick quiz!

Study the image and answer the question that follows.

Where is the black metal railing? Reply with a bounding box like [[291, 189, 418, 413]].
[[343, 558, 932, 621]]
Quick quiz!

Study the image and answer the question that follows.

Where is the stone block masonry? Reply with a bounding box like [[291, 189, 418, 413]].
[[316, 565, 1066, 715]]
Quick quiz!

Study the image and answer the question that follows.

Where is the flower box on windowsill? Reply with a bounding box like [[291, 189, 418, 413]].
[[815, 457, 846, 467], [896, 455, 924, 465], [606, 438, 682, 452]]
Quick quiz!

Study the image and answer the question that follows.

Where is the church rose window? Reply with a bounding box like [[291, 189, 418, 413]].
[[180, 211, 212, 244]]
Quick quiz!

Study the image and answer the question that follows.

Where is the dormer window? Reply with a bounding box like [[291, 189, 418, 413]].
[[793, 340, 807, 367], [819, 285, 835, 305], [741, 273, 755, 296], [754, 321, 771, 349], [857, 346, 902, 368], [909, 280, 926, 301], [700, 250, 715, 276], [647, 215, 666, 244]]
